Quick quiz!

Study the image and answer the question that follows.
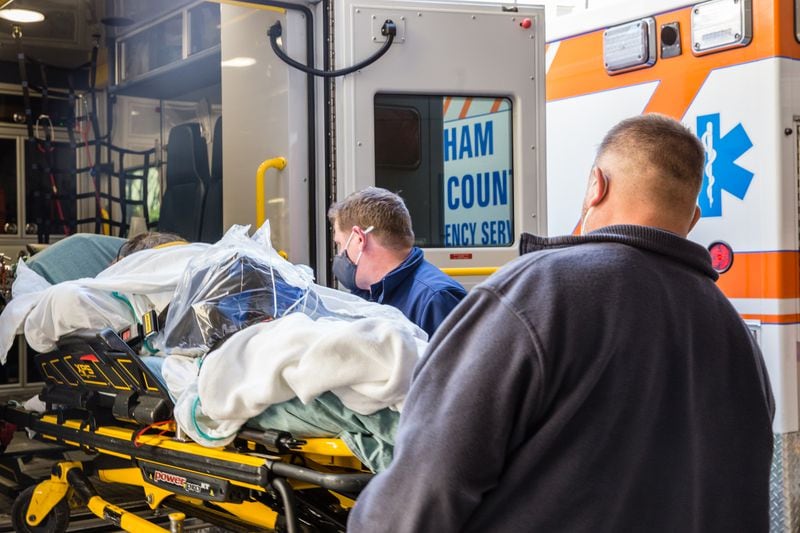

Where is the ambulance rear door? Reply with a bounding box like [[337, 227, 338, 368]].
[[331, 0, 546, 285]]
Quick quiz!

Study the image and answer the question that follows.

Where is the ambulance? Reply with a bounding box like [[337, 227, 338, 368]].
[[546, 0, 799, 528]]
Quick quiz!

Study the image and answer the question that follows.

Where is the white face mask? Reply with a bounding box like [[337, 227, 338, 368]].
[[580, 206, 594, 236], [580, 168, 608, 236]]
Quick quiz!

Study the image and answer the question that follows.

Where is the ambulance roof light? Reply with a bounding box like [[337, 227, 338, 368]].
[[691, 0, 751, 56], [603, 17, 656, 75]]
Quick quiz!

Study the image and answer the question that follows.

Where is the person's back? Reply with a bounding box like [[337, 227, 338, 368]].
[[458, 228, 774, 531]]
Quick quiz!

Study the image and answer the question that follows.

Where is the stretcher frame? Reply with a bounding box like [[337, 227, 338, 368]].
[[0, 327, 372, 532]]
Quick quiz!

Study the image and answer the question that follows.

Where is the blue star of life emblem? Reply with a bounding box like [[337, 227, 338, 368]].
[[696, 113, 754, 217]]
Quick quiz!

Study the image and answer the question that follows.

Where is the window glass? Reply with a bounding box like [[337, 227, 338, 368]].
[[122, 15, 183, 81], [375, 106, 420, 169], [374, 94, 513, 248], [0, 138, 16, 235], [189, 3, 221, 55], [125, 166, 161, 224]]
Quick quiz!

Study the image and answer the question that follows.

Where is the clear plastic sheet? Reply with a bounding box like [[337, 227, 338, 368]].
[[163, 224, 329, 356]]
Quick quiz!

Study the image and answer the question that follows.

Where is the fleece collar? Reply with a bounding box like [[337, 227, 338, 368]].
[[519, 225, 718, 281]]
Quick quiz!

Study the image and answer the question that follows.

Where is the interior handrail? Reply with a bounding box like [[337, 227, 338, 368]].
[[255, 157, 287, 227]]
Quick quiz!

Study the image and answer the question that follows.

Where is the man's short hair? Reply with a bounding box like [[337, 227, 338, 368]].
[[116, 232, 186, 261], [327, 187, 415, 250], [597, 113, 705, 209]]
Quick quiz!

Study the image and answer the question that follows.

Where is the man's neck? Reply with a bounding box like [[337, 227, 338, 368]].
[[361, 247, 413, 288]]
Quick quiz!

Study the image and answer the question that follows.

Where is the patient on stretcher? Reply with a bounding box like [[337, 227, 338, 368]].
[[0, 223, 426, 472]]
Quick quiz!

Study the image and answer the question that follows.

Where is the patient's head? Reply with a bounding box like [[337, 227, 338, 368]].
[[115, 232, 187, 262]]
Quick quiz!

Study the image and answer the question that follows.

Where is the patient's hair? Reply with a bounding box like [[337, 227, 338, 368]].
[[115, 232, 186, 261], [327, 187, 415, 250]]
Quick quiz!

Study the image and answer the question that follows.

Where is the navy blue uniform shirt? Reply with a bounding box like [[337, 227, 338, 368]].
[[352, 247, 466, 337]]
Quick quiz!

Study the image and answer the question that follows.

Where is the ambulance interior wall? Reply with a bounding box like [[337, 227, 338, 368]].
[[220, 4, 310, 265]]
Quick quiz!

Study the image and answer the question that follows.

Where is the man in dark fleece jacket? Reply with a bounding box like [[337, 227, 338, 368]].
[[348, 114, 775, 532]]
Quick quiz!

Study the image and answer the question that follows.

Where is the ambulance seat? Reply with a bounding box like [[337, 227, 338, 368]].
[[158, 123, 209, 241], [201, 116, 223, 243]]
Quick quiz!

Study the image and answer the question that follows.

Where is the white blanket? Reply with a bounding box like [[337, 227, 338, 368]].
[[164, 312, 427, 447], [0, 243, 209, 364]]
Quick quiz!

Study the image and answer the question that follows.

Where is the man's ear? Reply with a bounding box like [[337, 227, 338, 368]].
[[586, 166, 609, 208], [351, 225, 367, 245], [688, 205, 701, 232]]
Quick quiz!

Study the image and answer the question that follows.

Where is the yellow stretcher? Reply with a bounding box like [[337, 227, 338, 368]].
[[0, 327, 372, 532]]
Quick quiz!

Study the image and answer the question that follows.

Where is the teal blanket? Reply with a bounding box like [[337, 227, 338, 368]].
[[246, 392, 399, 473], [27, 234, 125, 283]]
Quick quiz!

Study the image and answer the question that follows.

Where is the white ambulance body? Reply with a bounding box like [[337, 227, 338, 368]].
[[546, 0, 799, 528]]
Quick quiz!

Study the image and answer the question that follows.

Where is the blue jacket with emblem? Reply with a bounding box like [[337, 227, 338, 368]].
[[352, 247, 466, 337]]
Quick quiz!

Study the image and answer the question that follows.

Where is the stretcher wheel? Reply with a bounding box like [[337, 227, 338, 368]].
[[10, 485, 69, 533]]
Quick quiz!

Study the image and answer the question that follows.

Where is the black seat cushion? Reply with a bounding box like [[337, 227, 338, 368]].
[[158, 123, 209, 241], [201, 116, 223, 243]]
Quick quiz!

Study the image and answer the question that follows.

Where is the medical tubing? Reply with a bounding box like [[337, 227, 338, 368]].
[[190, 396, 235, 442], [110, 291, 137, 323], [267, 20, 396, 78], [271, 477, 299, 533]]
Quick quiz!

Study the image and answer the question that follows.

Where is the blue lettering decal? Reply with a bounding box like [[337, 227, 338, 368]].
[[492, 170, 508, 206], [447, 176, 460, 210], [459, 125, 473, 160], [459, 223, 471, 245], [469, 222, 477, 244], [477, 172, 490, 207], [481, 221, 489, 245], [443, 127, 457, 162], [474, 121, 494, 157], [498, 219, 508, 244], [462, 174, 475, 208]]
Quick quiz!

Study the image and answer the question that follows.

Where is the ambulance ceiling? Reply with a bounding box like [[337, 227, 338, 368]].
[[0, 0, 195, 69]]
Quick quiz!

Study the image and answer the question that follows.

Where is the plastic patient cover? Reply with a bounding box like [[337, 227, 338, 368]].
[[163, 223, 327, 356]]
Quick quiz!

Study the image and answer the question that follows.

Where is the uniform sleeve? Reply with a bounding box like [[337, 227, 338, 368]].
[[348, 286, 543, 532], [416, 287, 467, 337]]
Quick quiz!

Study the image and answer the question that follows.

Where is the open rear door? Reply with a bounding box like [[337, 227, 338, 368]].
[[333, 0, 546, 284]]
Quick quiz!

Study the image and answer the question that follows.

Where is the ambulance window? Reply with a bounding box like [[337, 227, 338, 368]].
[[375, 106, 420, 169], [374, 94, 514, 248]]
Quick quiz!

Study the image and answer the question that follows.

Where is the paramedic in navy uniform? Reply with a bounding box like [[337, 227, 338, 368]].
[[328, 186, 466, 337], [348, 114, 775, 532]]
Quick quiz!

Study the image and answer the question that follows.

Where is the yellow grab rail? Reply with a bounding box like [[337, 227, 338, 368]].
[[441, 267, 499, 277], [255, 157, 287, 227]]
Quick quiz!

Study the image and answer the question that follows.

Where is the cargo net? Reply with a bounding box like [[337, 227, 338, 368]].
[[14, 28, 157, 243]]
